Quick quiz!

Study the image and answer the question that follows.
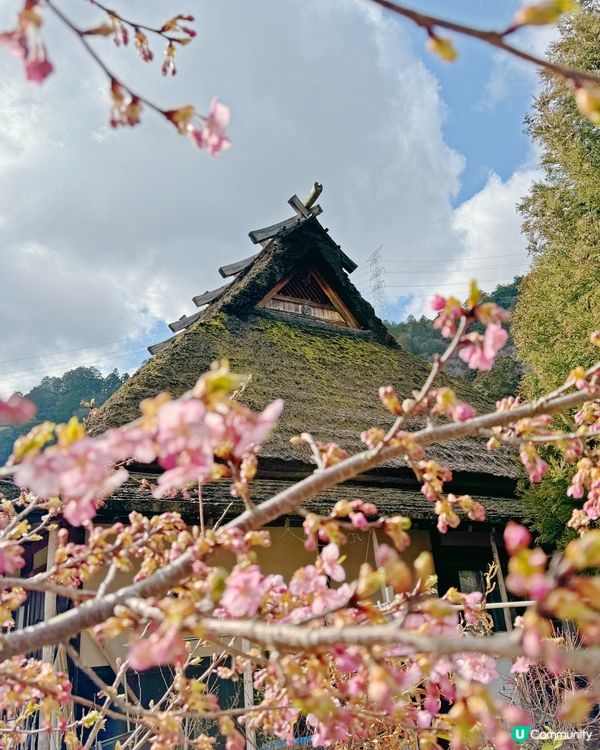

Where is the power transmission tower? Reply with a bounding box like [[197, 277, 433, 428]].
[[368, 245, 388, 318]]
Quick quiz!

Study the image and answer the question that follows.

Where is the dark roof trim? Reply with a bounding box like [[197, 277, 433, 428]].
[[147, 338, 171, 354], [218, 253, 259, 278], [168, 310, 203, 333], [192, 282, 231, 308], [248, 206, 322, 246]]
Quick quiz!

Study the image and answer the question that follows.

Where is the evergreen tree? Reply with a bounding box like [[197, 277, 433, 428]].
[[513, 1, 600, 546], [0, 367, 128, 462], [513, 3, 600, 396]]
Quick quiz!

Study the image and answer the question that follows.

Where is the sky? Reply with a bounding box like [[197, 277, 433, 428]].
[[0, 0, 556, 396]]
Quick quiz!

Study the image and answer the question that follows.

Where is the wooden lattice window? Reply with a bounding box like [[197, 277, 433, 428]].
[[277, 270, 331, 306], [259, 266, 359, 328]]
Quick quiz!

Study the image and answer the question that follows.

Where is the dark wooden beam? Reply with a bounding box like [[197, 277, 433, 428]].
[[147, 338, 172, 354], [288, 194, 311, 218], [218, 253, 259, 278], [168, 310, 202, 333], [191, 282, 231, 308], [248, 206, 322, 245]]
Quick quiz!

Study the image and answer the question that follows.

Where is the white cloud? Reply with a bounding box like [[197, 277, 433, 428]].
[[0, 0, 536, 395], [394, 165, 536, 320], [479, 24, 560, 110]]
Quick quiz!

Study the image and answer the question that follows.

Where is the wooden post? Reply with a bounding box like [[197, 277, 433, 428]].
[[241, 638, 256, 750], [40, 528, 58, 750], [490, 531, 513, 632]]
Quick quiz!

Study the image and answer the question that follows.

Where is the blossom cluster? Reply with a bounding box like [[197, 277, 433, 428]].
[[430, 281, 509, 370], [7, 362, 281, 534], [0, 1, 230, 154]]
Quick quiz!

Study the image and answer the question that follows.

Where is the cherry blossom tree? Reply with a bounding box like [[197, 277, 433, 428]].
[[1, 283, 599, 749], [2, 2, 600, 749]]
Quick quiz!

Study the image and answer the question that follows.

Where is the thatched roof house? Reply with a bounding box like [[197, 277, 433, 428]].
[[88, 188, 520, 531]]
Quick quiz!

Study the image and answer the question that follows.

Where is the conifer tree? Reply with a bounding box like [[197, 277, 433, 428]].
[[514, 0, 600, 546], [513, 1, 600, 397]]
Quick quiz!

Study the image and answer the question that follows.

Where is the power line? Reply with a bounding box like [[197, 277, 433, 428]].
[[358, 262, 526, 276], [0, 346, 151, 380], [383, 276, 516, 289], [0, 336, 141, 367], [380, 252, 528, 263]]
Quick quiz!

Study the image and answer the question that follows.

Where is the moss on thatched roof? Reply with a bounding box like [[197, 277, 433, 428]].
[[88, 213, 519, 484], [89, 309, 517, 478]]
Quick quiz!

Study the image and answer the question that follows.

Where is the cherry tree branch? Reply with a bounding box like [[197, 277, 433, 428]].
[[45, 0, 166, 116], [0, 380, 595, 661], [198, 617, 600, 677], [369, 0, 600, 86], [0, 576, 95, 601]]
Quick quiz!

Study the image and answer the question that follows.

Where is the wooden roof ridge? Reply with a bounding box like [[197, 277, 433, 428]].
[[191, 282, 232, 308], [147, 185, 367, 354], [218, 253, 259, 278]]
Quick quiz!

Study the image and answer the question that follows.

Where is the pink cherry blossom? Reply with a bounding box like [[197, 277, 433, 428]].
[[511, 656, 533, 674], [0, 542, 25, 574], [349, 511, 369, 530], [458, 323, 508, 371], [224, 730, 245, 750], [583, 494, 600, 520], [220, 565, 267, 618], [320, 543, 345, 582], [103, 426, 157, 465], [194, 98, 231, 156], [14, 438, 128, 526], [129, 627, 187, 671], [155, 399, 213, 460], [430, 294, 446, 311], [227, 399, 284, 459], [504, 522, 531, 555], [154, 449, 214, 499], [289, 565, 326, 596], [453, 653, 498, 684], [451, 401, 476, 422], [519, 443, 548, 483], [311, 583, 352, 616], [0, 394, 36, 424], [25, 56, 53, 83]]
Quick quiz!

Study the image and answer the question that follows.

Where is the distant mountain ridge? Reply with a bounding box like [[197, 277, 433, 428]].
[[0, 367, 129, 463]]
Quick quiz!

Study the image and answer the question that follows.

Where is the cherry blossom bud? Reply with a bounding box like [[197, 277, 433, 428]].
[[504, 522, 531, 555], [564, 529, 600, 569], [574, 82, 600, 125], [413, 551, 435, 587], [378, 385, 403, 415], [0, 394, 36, 424], [557, 691, 594, 725], [514, 0, 579, 27], [427, 34, 458, 62]]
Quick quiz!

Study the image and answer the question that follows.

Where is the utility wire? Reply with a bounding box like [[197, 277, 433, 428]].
[[0, 346, 151, 380], [0, 336, 143, 367]]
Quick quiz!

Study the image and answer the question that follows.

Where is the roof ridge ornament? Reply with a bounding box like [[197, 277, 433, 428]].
[[248, 182, 323, 246]]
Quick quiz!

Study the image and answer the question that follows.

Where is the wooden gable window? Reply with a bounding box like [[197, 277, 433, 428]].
[[259, 266, 359, 328]]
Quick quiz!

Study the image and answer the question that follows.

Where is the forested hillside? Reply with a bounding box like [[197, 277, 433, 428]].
[[0, 367, 128, 462], [512, 3, 600, 548], [386, 277, 523, 401]]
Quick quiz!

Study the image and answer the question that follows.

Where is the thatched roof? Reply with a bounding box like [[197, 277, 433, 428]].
[[0, 472, 522, 524], [88, 213, 517, 480], [89, 310, 516, 477]]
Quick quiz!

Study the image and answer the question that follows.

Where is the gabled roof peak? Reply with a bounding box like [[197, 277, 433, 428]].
[[151, 186, 371, 352], [248, 182, 324, 247]]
